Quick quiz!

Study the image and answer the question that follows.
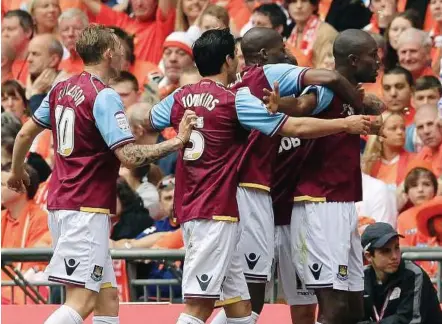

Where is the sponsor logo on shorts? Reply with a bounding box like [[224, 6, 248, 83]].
[[196, 274, 212, 291], [64, 258, 80, 276], [91, 265, 104, 282], [337, 265, 348, 281], [245, 253, 260, 270], [308, 263, 322, 280]]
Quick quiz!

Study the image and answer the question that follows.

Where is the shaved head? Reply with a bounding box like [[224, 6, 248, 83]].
[[333, 29, 377, 63], [241, 27, 292, 66], [415, 104, 438, 120], [333, 29, 380, 83]]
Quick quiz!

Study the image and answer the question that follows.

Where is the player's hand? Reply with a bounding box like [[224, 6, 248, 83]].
[[6, 168, 30, 194], [177, 110, 198, 145], [263, 81, 280, 114], [344, 115, 371, 135]]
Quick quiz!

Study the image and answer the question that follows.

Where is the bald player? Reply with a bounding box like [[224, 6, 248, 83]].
[[211, 27, 374, 324], [291, 29, 381, 324]]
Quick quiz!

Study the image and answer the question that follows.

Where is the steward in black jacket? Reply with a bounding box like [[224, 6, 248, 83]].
[[359, 222, 442, 324]]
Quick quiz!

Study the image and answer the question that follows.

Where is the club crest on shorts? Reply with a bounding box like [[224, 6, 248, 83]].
[[91, 265, 103, 282], [196, 274, 212, 291], [337, 265, 348, 281]]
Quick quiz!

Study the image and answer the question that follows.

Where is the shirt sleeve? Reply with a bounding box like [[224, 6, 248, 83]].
[[301, 85, 335, 115], [263, 63, 310, 97], [149, 90, 177, 131], [92, 88, 135, 150], [32, 91, 51, 129], [235, 87, 288, 137]]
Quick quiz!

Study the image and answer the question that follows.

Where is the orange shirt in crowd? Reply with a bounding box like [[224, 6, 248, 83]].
[[34, 177, 50, 211], [59, 55, 84, 76], [1, 200, 50, 304], [59, 0, 86, 11], [12, 59, 28, 86], [89, 4, 175, 64], [226, 0, 251, 34], [362, 71, 384, 103], [415, 143, 442, 177], [286, 43, 311, 67], [370, 151, 415, 185], [2, 0, 25, 12]]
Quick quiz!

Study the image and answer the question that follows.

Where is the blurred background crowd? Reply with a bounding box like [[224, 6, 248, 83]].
[[1, 0, 442, 305]]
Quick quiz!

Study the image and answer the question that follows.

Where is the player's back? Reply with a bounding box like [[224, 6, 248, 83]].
[[169, 80, 249, 223], [45, 72, 129, 214]]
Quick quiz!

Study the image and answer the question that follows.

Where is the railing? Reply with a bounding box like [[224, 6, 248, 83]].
[[2, 247, 442, 304]]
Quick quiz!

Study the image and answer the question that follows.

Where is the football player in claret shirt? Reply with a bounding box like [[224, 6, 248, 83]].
[[212, 27, 377, 324], [291, 29, 382, 324], [147, 28, 371, 324], [7, 25, 196, 324]]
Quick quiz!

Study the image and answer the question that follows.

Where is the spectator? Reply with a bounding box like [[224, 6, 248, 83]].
[[28, 0, 61, 35], [110, 71, 140, 109], [25, 34, 64, 100], [412, 75, 442, 109], [383, 9, 422, 71], [111, 26, 162, 91], [2, 10, 34, 85], [363, 112, 414, 186], [286, 0, 337, 63], [179, 65, 202, 87], [57, 8, 89, 75], [1, 40, 16, 83], [397, 164, 438, 247], [360, 222, 442, 324], [119, 164, 162, 218], [1, 111, 22, 167], [110, 178, 155, 242], [414, 104, 442, 176], [1, 80, 29, 122], [174, 0, 207, 32], [430, 0, 442, 38], [382, 66, 415, 125], [245, 4, 287, 36], [311, 39, 334, 70], [405, 76, 442, 152], [397, 27, 436, 80], [81, 0, 176, 64], [364, 0, 396, 34], [199, 5, 229, 33], [126, 102, 177, 175], [1, 163, 50, 304], [159, 31, 194, 99]]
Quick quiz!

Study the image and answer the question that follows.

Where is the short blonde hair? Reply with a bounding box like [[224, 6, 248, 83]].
[[76, 24, 118, 65]]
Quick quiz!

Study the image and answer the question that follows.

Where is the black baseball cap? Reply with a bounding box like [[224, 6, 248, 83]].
[[361, 222, 404, 251]]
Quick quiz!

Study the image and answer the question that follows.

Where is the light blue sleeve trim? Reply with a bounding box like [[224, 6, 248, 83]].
[[92, 88, 134, 150], [235, 87, 288, 137], [263, 64, 309, 97], [32, 91, 51, 128], [301, 85, 335, 115], [150, 89, 178, 131]]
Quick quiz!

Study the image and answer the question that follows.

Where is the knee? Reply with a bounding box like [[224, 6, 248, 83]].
[[94, 288, 119, 317], [65, 288, 98, 318]]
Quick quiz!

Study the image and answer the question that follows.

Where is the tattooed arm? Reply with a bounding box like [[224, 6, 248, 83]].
[[115, 138, 185, 168], [115, 110, 197, 169]]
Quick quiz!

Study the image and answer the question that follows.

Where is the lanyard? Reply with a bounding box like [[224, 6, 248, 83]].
[[373, 289, 392, 322]]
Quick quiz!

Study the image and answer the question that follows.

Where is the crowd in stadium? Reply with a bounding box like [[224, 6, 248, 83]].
[[1, 0, 442, 322]]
